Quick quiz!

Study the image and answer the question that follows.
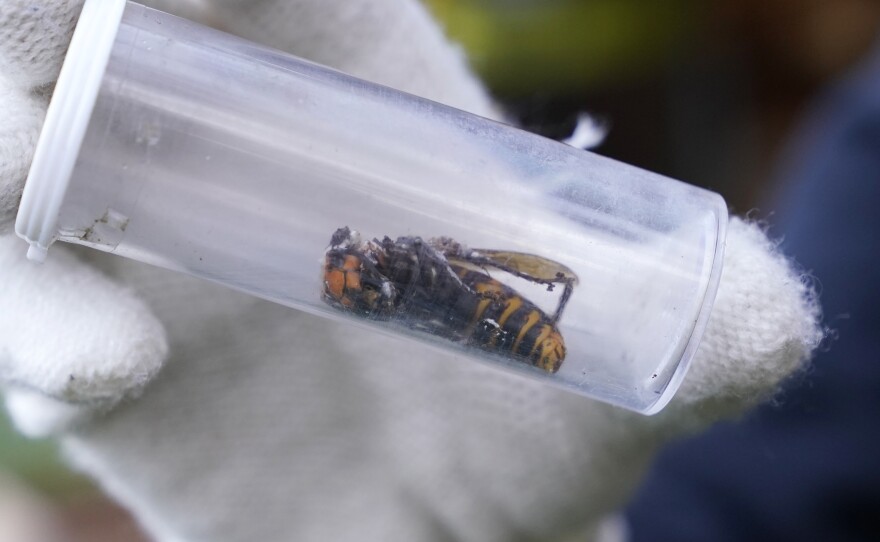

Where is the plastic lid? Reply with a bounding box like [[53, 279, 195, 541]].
[[14, 0, 126, 262]]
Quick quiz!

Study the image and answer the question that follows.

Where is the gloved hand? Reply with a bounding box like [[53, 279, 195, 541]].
[[0, 1, 822, 541]]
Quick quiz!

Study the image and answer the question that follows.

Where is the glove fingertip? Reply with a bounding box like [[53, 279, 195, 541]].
[[1, 239, 170, 409], [668, 216, 824, 421]]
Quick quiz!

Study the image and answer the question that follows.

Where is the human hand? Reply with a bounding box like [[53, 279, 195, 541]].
[[0, 1, 821, 540]]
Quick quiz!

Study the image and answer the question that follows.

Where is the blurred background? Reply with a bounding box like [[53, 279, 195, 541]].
[[427, 0, 880, 212], [2, 0, 879, 539]]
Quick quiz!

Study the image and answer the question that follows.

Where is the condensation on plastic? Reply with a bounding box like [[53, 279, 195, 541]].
[[16, 1, 727, 414]]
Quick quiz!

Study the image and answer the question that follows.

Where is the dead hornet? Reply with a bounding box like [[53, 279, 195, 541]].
[[322, 227, 578, 373]]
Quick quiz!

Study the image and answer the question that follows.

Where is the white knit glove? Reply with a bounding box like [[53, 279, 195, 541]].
[[0, 1, 822, 541]]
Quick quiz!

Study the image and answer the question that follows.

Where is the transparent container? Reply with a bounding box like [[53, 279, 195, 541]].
[[16, 0, 727, 414]]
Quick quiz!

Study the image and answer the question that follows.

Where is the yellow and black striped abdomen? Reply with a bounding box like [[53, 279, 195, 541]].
[[454, 266, 566, 373]]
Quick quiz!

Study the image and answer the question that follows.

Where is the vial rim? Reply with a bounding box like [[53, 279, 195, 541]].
[[643, 194, 728, 415], [14, 0, 127, 262]]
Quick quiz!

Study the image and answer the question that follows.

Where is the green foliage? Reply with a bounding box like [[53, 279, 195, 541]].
[[0, 412, 92, 497], [425, 0, 699, 95]]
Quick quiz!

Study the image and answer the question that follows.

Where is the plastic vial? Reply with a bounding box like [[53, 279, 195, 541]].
[[16, 0, 727, 414]]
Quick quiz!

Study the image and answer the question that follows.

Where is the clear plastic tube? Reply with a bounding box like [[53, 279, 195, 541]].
[[16, 0, 727, 414]]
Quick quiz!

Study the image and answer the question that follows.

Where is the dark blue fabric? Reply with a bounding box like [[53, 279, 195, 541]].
[[624, 41, 880, 542]]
